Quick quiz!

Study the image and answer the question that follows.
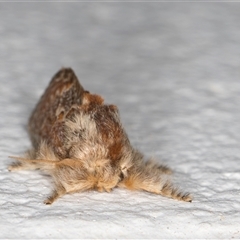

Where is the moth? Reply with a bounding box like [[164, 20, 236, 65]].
[[9, 68, 192, 204]]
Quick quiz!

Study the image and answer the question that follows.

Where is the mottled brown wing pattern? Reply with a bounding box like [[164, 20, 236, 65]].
[[91, 104, 130, 162], [58, 90, 130, 162], [28, 68, 85, 155]]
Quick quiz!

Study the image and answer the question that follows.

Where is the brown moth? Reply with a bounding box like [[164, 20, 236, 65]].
[[9, 68, 192, 204]]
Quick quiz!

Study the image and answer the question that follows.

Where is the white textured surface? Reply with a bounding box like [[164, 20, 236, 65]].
[[1, 3, 240, 238]]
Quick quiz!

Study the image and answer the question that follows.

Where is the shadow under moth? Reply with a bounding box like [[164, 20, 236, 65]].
[[9, 68, 192, 204]]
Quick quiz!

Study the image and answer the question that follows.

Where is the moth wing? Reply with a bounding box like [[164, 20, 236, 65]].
[[28, 68, 85, 158]]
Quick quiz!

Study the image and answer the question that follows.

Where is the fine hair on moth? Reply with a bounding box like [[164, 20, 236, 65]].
[[9, 68, 192, 204]]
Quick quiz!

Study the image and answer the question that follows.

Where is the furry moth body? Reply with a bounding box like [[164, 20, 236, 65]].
[[9, 68, 192, 204]]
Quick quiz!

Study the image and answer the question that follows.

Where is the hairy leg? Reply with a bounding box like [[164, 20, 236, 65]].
[[44, 184, 67, 205], [118, 161, 192, 202], [8, 160, 39, 172]]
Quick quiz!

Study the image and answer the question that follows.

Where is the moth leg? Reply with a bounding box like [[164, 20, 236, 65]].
[[8, 149, 38, 172], [8, 160, 40, 172], [118, 163, 192, 202], [44, 184, 66, 205], [158, 181, 192, 202], [8, 162, 23, 172]]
